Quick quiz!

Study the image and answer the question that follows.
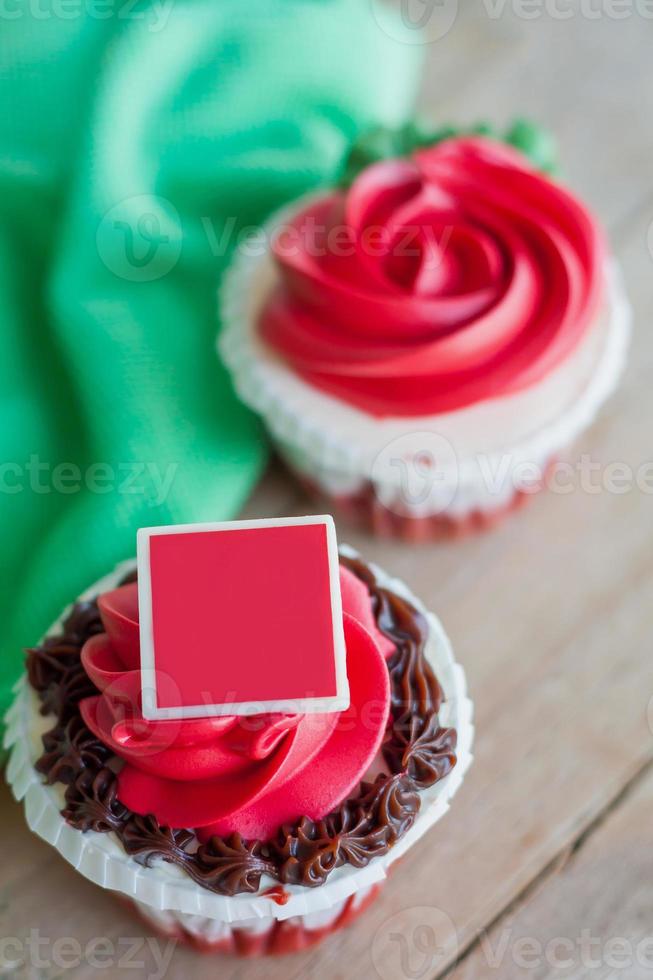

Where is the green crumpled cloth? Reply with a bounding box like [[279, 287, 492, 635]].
[[0, 0, 421, 735]]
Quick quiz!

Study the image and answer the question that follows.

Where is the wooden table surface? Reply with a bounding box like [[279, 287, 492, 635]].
[[3, 5, 653, 979]]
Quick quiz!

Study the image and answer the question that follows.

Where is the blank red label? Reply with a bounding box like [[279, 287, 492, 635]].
[[137, 517, 349, 719]]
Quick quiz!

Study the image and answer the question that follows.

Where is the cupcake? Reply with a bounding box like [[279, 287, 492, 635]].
[[219, 123, 631, 541], [5, 518, 472, 957]]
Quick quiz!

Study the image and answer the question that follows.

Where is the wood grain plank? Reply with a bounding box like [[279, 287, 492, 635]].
[[449, 764, 653, 979], [236, 458, 305, 521]]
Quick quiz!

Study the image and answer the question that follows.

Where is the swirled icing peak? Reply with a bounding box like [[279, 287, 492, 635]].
[[259, 136, 606, 417]]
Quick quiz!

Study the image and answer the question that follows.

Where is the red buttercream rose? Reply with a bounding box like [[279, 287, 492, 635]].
[[260, 136, 606, 417], [79, 566, 393, 840]]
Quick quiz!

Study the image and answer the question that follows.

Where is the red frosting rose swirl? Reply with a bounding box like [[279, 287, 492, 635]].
[[79, 566, 393, 840], [259, 137, 606, 417]]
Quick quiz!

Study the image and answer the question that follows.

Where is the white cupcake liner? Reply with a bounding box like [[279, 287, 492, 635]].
[[4, 549, 473, 925], [131, 881, 378, 947], [218, 198, 631, 518]]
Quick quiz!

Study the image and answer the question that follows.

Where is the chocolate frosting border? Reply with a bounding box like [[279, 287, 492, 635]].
[[26, 556, 457, 896]]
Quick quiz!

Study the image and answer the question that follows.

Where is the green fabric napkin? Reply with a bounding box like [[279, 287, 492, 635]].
[[0, 0, 421, 736]]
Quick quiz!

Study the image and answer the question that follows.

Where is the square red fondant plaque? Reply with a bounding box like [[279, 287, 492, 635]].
[[137, 516, 349, 720]]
